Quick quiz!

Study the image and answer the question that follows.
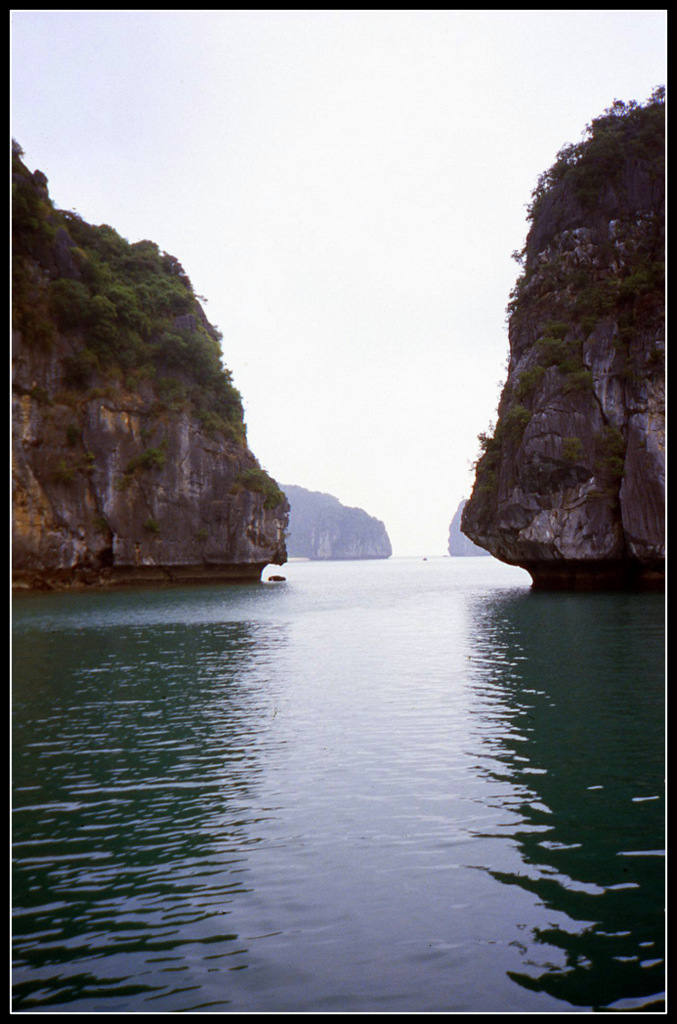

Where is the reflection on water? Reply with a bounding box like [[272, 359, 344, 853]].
[[12, 604, 288, 1010], [465, 590, 665, 1011]]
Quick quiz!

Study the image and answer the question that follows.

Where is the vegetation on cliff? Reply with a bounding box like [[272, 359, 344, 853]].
[[524, 87, 665, 225], [12, 140, 246, 444], [506, 87, 664, 364]]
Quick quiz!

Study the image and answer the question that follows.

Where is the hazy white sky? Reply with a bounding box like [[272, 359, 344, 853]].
[[11, 10, 666, 556]]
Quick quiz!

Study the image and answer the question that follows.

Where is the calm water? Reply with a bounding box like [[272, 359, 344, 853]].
[[12, 557, 665, 1013]]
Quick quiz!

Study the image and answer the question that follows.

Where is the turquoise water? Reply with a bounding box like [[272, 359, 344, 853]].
[[12, 557, 665, 1012]]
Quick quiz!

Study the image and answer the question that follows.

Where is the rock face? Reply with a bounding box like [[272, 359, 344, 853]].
[[12, 145, 288, 588], [462, 94, 665, 589], [283, 485, 392, 560], [448, 500, 490, 556]]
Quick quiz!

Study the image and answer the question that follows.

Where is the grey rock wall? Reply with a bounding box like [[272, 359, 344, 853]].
[[12, 328, 288, 589]]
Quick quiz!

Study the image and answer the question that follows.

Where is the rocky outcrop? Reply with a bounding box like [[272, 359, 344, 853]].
[[462, 94, 665, 589], [12, 351, 288, 588], [12, 146, 288, 588], [448, 500, 490, 556], [283, 484, 392, 560]]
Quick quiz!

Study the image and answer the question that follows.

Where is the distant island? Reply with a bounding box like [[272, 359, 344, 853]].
[[283, 485, 392, 560], [448, 500, 490, 556]]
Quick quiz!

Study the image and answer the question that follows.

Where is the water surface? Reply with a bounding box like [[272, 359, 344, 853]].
[[12, 557, 665, 1012]]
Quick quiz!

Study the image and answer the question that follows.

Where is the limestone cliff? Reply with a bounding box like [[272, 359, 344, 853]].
[[448, 500, 490, 556], [12, 144, 288, 588], [462, 92, 665, 589], [283, 485, 392, 560]]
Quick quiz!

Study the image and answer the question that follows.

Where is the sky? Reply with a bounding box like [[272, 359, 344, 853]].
[[10, 10, 667, 556]]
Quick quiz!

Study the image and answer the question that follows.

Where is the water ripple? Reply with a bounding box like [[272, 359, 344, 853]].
[[12, 562, 664, 1012]]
